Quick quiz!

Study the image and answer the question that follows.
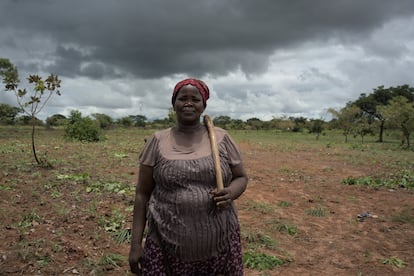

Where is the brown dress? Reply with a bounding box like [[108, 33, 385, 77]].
[[139, 126, 244, 275]]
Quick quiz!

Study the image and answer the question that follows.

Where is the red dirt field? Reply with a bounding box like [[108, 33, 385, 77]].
[[0, 128, 413, 275]]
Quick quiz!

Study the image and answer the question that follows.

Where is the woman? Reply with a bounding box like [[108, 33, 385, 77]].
[[129, 78, 248, 275]]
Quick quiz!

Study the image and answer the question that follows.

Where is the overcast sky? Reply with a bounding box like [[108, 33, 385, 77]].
[[1, 0, 414, 121]]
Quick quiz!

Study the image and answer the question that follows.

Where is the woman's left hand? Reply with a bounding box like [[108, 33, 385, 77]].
[[211, 187, 233, 208]]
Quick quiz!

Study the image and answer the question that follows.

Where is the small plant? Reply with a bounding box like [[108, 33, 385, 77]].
[[306, 206, 326, 217], [242, 231, 277, 250], [99, 209, 126, 232], [278, 200, 291, 207], [2, 58, 61, 167], [382, 256, 406, 268], [98, 253, 125, 268], [112, 228, 132, 244], [246, 200, 275, 214], [243, 250, 285, 271], [19, 210, 42, 228]]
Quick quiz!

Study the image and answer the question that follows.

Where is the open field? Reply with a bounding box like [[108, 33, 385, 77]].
[[0, 126, 413, 275]]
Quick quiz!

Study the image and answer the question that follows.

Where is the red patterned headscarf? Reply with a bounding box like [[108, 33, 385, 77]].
[[172, 78, 210, 106]]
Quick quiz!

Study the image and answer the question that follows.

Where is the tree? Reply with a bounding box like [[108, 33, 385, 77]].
[[92, 113, 113, 129], [129, 114, 147, 127], [309, 119, 325, 140], [354, 85, 414, 142], [328, 104, 361, 143], [64, 110, 103, 142], [378, 96, 414, 148], [213, 115, 232, 129], [0, 103, 21, 125], [1, 58, 61, 166], [46, 114, 67, 127]]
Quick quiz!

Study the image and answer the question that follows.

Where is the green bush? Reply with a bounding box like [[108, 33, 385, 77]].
[[64, 110, 103, 142]]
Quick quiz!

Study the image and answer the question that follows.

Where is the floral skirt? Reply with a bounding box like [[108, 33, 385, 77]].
[[142, 228, 243, 276]]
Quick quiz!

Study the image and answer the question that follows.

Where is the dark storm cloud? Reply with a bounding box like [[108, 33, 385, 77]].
[[1, 0, 414, 79]]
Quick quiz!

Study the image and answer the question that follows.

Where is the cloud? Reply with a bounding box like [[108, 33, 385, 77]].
[[1, 0, 414, 120]]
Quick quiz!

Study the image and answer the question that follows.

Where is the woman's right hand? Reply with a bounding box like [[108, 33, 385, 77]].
[[129, 246, 145, 275]]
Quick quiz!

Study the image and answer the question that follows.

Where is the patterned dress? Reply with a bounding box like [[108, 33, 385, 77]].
[[138, 126, 244, 275]]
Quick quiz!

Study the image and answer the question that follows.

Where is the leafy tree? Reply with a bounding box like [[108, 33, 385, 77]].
[[0, 102, 21, 125], [213, 115, 232, 129], [129, 114, 147, 127], [378, 96, 414, 148], [117, 116, 134, 127], [46, 114, 67, 127], [289, 116, 308, 132], [92, 113, 113, 129], [1, 58, 61, 166], [328, 104, 361, 143], [309, 119, 325, 140], [353, 115, 373, 143], [64, 110, 103, 142], [354, 85, 414, 142], [16, 115, 43, 126], [246, 117, 263, 130]]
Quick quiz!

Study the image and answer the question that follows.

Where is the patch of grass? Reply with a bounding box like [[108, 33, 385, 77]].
[[245, 200, 276, 214], [57, 172, 90, 183], [98, 209, 126, 232], [391, 208, 414, 224], [342, 169, 414, 189], [382, 256, 406, 268], [278, 200, 291, 207], [243, 250, 286, 271], [18, 210, 42, 228], [306, 206, 326, 217], [242, 231, 278, 250], [112, 228, 132, 244], [98, 253, 125, 268]]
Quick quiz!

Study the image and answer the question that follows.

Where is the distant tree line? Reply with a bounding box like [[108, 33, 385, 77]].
[[2, 58, 413, 148]]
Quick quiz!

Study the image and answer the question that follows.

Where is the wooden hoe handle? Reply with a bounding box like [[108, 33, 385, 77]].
[[204, 115, 224, 192]]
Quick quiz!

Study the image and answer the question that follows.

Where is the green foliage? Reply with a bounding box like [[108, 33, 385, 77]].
[[243, 250, 285, 271], [92, 113, 113, 129], [243, 231, 278, 250], [45, 114, 67, 127], [98, 253, 125, 268], [64, 110, 103, 142], [306, 206, 326, 217], [0, 103, 21, 125], [18, 210, 42, 228], [382, 256, 406, 268], [1, 58, 61, 166], [342, 170, 414, 189], [112, 228, 132, 244]]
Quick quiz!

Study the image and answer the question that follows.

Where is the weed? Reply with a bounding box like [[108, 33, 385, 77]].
[[57, 172, 90, 182], [112, 228, 132, 244], [99, 209, 126, 232], [98, 253, 125, 268], [243, 250, 285, 271], [278, 200, 291, 207], [306, 206, 326, 217], [18, 210, 42, 228], [246, 200, 276, 214], [242, 231, 277, 250], [382, 256, 406, 268]]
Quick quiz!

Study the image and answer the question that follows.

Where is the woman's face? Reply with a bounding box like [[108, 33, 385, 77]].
[[173, 85, 205, 124]]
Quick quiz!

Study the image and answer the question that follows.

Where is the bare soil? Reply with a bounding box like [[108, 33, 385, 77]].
[[0, 129, 413, 275]]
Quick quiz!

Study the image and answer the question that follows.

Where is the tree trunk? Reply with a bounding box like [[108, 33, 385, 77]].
[[378, 120, 385, 142], [31, 117, 40, 165]]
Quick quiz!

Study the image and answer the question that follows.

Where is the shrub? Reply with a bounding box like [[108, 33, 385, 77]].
[[64, 110, 103, 142]]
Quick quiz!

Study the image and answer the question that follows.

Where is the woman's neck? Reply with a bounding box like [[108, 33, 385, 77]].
[[175, 121, 203, 134]]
